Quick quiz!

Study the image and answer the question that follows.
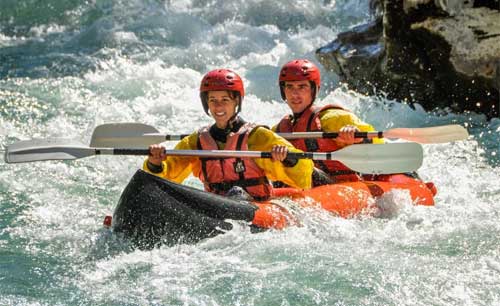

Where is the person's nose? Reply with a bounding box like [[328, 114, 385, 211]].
[[215, 101, 227, 109], [289, 88, 301, 97]]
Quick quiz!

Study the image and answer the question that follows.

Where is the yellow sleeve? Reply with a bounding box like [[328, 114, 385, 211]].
[[319, 109, 384, 144], [142, 132, 201, 183], [248, 127, 313, 189]]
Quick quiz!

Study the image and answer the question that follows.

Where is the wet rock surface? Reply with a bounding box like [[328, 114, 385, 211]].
[[317, 0, 500, 118]]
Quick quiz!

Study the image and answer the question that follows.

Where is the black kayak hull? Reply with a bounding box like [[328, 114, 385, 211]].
[[113, 170, 260, 248]]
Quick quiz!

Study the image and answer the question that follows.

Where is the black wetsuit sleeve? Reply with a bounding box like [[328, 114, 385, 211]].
[[281, 157, 298, 167], [146, 160, 164, 173]]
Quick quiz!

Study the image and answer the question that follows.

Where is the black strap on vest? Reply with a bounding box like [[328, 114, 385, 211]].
[[235, 133, 246, 179], [304, 107, 324, 150], [304, 108, 333, 173], [197, 136, 214, 181]]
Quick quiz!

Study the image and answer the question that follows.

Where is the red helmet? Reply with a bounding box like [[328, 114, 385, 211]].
[[278, 59, 321, 101], [200, 69, 244, 115]]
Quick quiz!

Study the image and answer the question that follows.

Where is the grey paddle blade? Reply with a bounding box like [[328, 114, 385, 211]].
[[90, 123, 165, 148], [5, 138, 95, 163], [333, 142, 423, 174]]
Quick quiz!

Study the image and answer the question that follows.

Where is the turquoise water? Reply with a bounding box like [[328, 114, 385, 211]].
[[1, 1, 500, 305]]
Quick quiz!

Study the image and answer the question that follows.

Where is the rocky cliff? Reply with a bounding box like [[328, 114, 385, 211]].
[[317, 0, 500, 118]]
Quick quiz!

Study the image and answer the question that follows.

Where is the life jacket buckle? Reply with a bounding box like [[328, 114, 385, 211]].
[[234, 160, 246, 173]]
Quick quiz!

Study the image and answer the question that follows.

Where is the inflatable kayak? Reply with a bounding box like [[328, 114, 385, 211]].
[[109, 170, 436, 248]]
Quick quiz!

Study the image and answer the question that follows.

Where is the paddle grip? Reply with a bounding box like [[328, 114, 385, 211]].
[[286, 152, 315, 159], [112, 149, 150, 155], [260, 152, 272, 158], [259, 152, 314, 159], [321, 132, 383, 139], [247, 152, 317, 160]]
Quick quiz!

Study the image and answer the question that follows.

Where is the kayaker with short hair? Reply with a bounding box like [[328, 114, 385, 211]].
[[274, 59, 383, 184], [145, 68, 313, 201]]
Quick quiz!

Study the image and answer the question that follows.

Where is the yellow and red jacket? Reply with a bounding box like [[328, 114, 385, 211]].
[[143, 123, 313, 196], [274, 104, 382, 182], [195, 123, 272, 200]]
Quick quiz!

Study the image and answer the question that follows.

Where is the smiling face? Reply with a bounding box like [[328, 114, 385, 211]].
[[207, 91, 238, 129], [283, 80, 314, 114]]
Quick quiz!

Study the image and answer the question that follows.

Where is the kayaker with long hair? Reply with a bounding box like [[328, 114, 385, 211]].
[[274, 59, 382, 184], [145, 68, 313, 201]]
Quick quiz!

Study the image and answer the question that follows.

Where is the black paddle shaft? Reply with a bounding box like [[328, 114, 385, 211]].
[[108, 149, 323, 160]]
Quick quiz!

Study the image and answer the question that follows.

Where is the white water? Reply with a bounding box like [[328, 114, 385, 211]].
[[1, 0, 499, 305]]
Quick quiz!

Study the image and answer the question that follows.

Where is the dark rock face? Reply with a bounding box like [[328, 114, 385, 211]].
[[317, 0, 500, 119], [317, 18, 386, 98]]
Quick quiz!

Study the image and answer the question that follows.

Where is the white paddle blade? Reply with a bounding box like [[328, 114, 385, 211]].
[[385, 125, 469, 144], [5, 139, 94, 163], [90, 123, 165, 148], [333, 143, 423, 174]]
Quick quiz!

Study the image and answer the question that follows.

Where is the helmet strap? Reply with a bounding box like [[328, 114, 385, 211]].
[[310, 81, 317, 103], [236, 95, 242, 114], [279, 81, 286, 100], [200, 92, 210, 115]]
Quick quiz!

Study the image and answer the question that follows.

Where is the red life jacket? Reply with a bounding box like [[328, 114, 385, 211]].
[[276, 104, 361, 182], [195, 123, 272, 200]]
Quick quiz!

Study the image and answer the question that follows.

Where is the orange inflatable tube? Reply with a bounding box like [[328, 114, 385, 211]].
[[252, 175, 437, 228]]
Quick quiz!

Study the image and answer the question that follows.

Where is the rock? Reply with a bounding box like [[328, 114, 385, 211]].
[[317, 0, 500, 119]]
